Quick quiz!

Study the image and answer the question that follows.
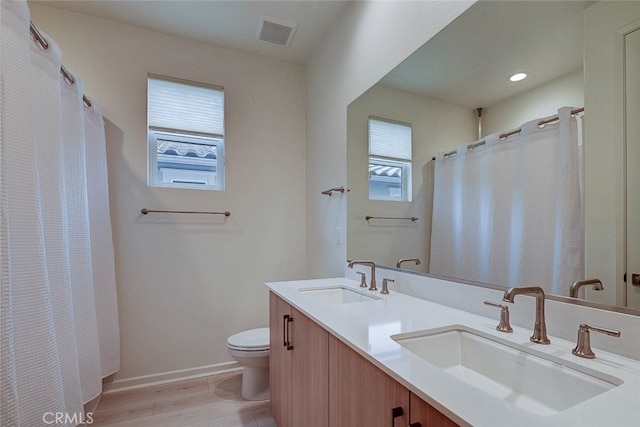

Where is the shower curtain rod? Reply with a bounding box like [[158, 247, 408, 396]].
[[29, 21, 93, 108], [432, 107, 584, 161]]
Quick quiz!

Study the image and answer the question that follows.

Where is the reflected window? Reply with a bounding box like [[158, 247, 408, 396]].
[[368, 117, 412, 201]]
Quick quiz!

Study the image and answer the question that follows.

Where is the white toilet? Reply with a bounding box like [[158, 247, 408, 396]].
[[227, 327, 270, 401]]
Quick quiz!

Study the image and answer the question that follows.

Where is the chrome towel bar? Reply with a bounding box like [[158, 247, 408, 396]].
[[365, 215, 418, 222], [141, 208, 230, 217]]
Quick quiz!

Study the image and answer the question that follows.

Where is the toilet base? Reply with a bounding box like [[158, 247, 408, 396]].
[[241, 365, 269, 401]]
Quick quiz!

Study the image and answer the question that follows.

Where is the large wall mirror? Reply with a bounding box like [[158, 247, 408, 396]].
[[347, 0, 640, 313]]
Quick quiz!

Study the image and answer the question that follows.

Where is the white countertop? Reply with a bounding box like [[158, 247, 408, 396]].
[[266, 277, 640, 427]]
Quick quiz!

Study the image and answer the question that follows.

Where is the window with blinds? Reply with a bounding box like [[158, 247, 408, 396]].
[[147, 74, 225, 190], [368, 117, 412, 201]]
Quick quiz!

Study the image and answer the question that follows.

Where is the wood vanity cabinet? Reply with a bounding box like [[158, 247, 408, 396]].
[[269, 292, 457, 427], [269, 292, 329, 427], [328, 335, 457, 427], [409, 392, 459, 427], [328, 335, 409, 427]]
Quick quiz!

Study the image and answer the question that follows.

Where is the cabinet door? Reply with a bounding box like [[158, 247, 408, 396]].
[[269, 292, 291, 427], [289, 306, 329, 427], [328, 335, 409, 427], [409, 392, 458, 427], [269, 293, 329, 427]]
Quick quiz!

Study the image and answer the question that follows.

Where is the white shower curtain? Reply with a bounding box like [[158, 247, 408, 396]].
[[1, 1, 119, 425], [430, 107, 584, 295]]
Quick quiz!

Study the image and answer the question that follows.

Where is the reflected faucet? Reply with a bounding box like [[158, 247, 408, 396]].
[[502, 286, 550, 344], [569, 279, 604, 299], [396, 258, 421, 269], [348, 260, 377, 291]]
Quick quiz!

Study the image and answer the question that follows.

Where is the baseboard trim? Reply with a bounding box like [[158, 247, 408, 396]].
[[102, 361, 241, 394]]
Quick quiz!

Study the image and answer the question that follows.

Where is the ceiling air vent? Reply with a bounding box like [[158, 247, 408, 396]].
[[256, 15, 297, 47]]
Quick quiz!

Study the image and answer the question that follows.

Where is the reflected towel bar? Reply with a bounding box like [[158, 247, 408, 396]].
[[321, 186, 350, 196], [365, 215, 418, 222], [141, 208, 230, 217]]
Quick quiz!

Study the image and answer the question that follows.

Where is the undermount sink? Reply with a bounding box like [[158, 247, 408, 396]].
[[298, 285, 381, 304], [392, 325, 622, 416]]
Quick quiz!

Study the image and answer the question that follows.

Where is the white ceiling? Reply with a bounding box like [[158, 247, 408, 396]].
[[30, 0, 351, 65], [31, 1, 595, 109], [378, 0, 595, 109]]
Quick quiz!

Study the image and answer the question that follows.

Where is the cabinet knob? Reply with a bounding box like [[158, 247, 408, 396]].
[[409, 423, 422, 427]]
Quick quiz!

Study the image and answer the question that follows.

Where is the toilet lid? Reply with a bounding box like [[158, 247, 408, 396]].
[[227, 327, 270, 350]]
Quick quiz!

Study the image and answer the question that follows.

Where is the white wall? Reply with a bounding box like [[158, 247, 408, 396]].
[[29, 4, 307, 387], [347, 85, 476, 269], [305, 0, 475, 278]]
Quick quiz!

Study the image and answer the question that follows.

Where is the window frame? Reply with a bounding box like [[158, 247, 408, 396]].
[[148, 130, 225, 190], [368, 157, 411, 202], [368, 116, 412, 202]]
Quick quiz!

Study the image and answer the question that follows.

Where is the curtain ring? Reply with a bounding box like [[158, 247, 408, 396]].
[[29, 22, 49, 50], [60, 66, 75, 86]]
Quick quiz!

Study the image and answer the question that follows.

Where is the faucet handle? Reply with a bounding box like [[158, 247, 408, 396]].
[[483, 301, 513, 333], [356, 272, 367, 288], [572, 324, 621, 359], [381, 278, 394, 295]]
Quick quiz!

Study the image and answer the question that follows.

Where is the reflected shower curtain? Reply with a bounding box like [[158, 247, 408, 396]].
[[1, 1, 119, 425], [430, 107, 583, 295]]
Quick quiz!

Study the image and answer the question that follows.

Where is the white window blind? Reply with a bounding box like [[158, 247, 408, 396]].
[[148, 75, 224, 137], [369, 118, 411, 160]]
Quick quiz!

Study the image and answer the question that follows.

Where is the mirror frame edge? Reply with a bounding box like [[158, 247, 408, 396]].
[[375, 265, 640, 317]]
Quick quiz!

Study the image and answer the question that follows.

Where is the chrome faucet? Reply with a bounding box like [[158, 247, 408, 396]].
[[396, 258, 421, 268], [348, 260, 377, 291], [502, 286, 550, 344], [569, 279, 604, 298]]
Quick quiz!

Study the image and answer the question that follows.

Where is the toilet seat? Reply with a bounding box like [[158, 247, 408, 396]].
[[227, 327, 270, 351]]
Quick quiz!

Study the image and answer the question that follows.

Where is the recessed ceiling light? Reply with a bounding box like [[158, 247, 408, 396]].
[[509, 72, 527, 82]]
